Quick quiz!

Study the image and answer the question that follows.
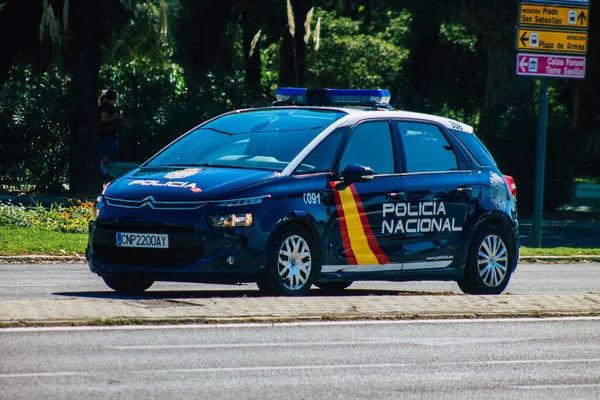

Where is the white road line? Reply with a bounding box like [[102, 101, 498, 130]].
[[107, 337, 520, 351], [515, 383, 600, 390], [3, 359, 600, 379], [3, 316, 600, 333], [0, 372, 87, 378], [130, 358, 600, 374]]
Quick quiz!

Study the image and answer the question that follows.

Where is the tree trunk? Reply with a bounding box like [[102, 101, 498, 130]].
[[242, 12, 263, 99], [69, 0, 102, 197], [405, 27, 440, 112], [337, 0, 351, 17], [461, 0, 535, 141], [279, 0, 312, 87], [175, 0, 235, 86], [480, 39, 534, 142]]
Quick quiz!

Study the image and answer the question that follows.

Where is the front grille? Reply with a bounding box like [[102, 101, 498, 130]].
[[93, 223, 203, 268], [105, 196, 206, 210]]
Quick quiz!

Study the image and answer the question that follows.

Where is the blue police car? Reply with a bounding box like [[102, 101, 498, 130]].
[[87, 88, 519, 296]]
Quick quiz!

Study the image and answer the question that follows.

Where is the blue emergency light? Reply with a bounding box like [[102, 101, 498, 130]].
[[275, 87, 392, 108]]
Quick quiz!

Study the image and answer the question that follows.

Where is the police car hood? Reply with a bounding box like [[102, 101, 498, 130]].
[[106, 166, 279, 201]]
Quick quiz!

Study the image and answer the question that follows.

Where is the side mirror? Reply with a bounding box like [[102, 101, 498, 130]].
[[342, 164, 375, 183]]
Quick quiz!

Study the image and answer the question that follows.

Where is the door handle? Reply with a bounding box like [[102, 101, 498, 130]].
[[386, 191, 406, 199], [455, 186, 472, 195]]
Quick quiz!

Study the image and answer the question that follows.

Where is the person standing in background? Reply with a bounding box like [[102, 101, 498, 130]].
[[99, 89, 124, 181]]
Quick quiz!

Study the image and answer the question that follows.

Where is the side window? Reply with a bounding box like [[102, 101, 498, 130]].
[[338, 122, 394, 174], [396, 122, 458, 173], [294, 131, 343, 174]]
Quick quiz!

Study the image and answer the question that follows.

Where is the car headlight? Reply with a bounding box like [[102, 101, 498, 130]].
[[93, 196, 105, 220], [206, 213, 253, 228]]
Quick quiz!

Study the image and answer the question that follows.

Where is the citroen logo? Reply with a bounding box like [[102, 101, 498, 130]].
[[140, 196, 156, 209]]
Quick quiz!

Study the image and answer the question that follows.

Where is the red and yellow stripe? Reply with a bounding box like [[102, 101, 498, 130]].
[[330, 182, 389, 265]]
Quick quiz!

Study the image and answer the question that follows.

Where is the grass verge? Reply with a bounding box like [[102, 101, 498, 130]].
[[0, 226, 87, 256], [520, 246, 600, 257], [1, 226, 599, 258]]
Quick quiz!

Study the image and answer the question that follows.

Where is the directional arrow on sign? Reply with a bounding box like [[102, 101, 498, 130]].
[[519, 56, 528, 72], [520, 31, 529, 47], [578, 11, 587, 25]]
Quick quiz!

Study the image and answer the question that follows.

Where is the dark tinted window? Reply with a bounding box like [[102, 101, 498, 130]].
[[339, 121, 394, 174], [396, 122, 458, 172], [294, 130, 343, 174], [147, 109, 346, 171], [452, 130, 497, 167]]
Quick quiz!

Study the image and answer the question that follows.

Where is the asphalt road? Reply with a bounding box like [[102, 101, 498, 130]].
[[0, 262, 599, 302], [2, 318, 600, 399]]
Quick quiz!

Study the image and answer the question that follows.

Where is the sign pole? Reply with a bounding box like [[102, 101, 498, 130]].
[[532, 78, 549, 248]]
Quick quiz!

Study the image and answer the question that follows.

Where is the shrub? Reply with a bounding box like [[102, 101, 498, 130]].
[[0, 66, 71, 193], [0, 199, 95, 234], [0, 63, 249, 194]]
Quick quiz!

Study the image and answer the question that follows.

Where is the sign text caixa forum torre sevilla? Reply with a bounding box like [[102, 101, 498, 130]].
[[516, 0, 589, 79]]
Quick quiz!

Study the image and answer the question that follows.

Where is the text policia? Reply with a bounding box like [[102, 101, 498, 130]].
[[381, 201, 463, 234]]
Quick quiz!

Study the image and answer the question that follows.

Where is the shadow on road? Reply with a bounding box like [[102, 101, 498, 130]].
[[53, 288, 461, 300]]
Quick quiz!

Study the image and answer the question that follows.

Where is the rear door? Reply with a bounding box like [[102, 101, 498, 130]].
[[391, 121, 480, 270]]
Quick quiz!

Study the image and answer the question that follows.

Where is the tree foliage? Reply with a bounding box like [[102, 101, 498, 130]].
[[0, 0, 598, 211]]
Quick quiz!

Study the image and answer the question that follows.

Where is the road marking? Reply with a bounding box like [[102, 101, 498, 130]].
[[515, 383, 600, 390], [129, 358, 600, 374], [3, 316, 600, 333], [107, 337, 525, 351], [0, 372, 87, 378], [3, 359, 600, 379]]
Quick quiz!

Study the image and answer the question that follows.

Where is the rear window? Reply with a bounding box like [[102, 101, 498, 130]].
[[452, 130, 497, 167]]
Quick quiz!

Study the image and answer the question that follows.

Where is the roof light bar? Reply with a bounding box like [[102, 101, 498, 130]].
[[275, 87, 391, 107]]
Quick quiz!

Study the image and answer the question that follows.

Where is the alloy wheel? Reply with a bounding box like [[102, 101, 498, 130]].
[[477, 234, 508, 287], [277, 234, 312, 291]]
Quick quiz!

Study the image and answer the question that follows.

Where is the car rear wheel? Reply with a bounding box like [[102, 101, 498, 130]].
[[457, 225, 514, 295], [314, 281, 353, 292], [259, 225, 319, 296], [102, 276, 154, 294]]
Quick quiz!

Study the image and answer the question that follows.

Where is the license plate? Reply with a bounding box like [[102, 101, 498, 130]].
[[116, 232, 169, 249]]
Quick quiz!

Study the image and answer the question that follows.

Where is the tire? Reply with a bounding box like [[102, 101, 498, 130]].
[[259, 225, 320, 296], [457, 225, 515, 295], [102, 276, 154, 294], [314, 281, 353, 292]]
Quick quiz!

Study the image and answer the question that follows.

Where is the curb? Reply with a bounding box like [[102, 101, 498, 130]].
[[1, 255, 600, 264], [3, 294, 600, 328], [5, 312, 600, 328], [0, 255, 86, 264]]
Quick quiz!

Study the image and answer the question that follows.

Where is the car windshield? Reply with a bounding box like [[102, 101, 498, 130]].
[[146, 109, 347, 171]]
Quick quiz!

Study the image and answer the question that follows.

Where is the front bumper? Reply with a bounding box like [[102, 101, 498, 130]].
[[87, 220, 266, 284]]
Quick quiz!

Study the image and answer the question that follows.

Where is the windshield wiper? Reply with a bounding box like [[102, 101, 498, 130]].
[[198, 163, 253, 170], [165, 163, 203, 167]]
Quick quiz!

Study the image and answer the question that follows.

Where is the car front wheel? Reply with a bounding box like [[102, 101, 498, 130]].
[[259, 225, 319, 296], [458, 225, 514, 295]]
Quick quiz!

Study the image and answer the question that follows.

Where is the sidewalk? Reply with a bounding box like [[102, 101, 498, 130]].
[[2, 293, 600, 327]]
